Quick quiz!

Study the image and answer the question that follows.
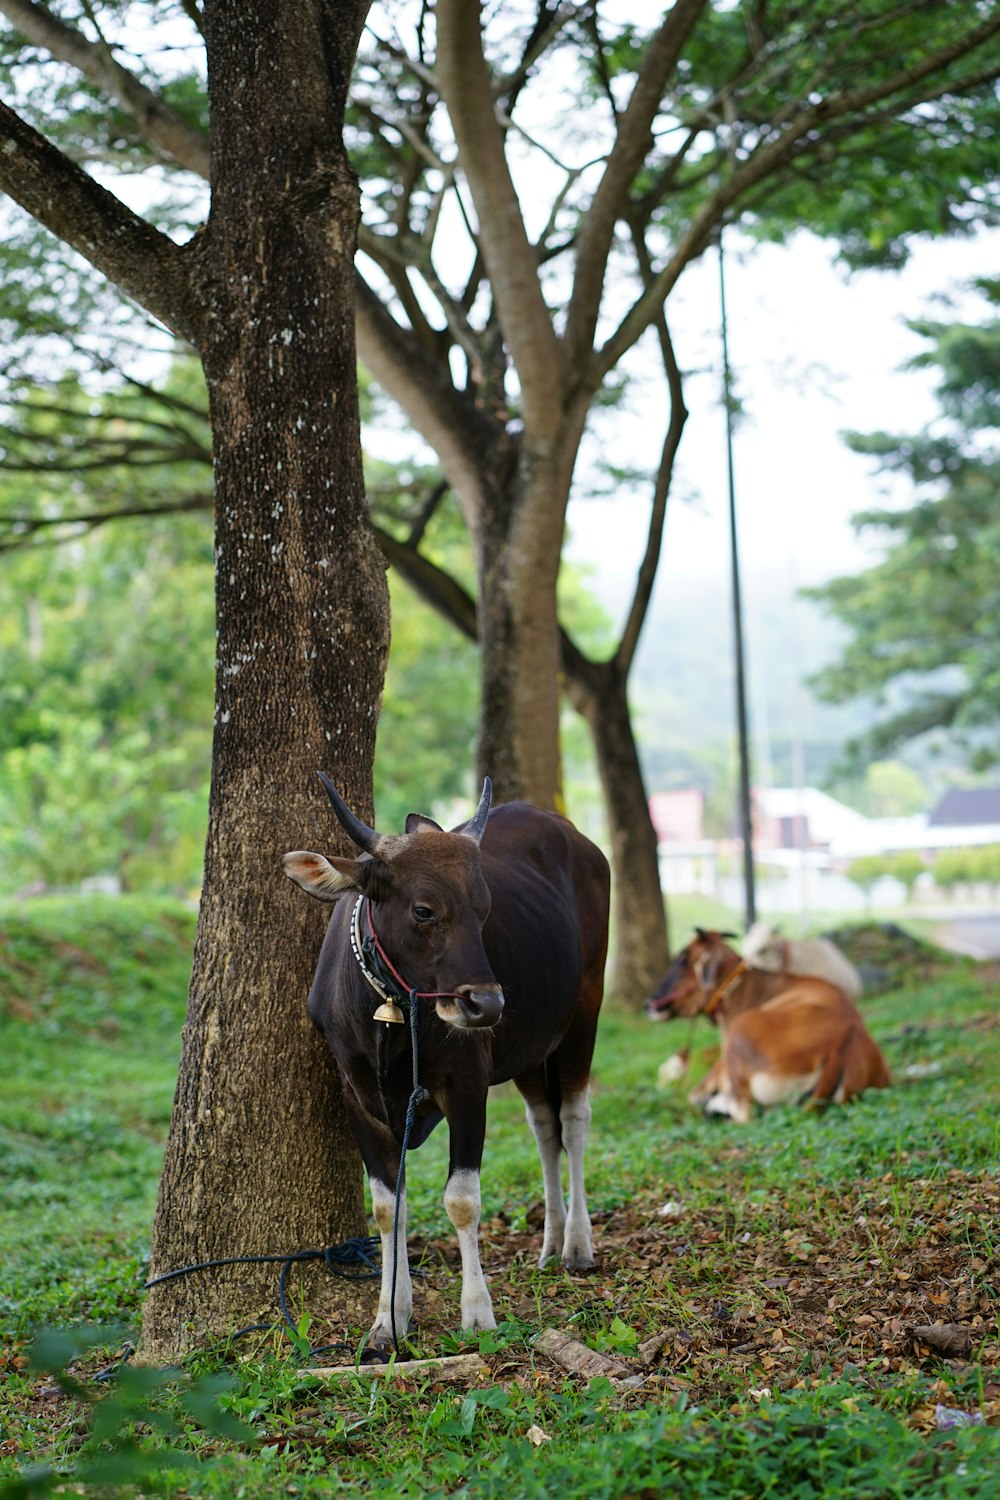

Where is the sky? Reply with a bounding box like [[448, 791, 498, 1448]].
[[558, 225, 998, 796], [565, 226, 999, 618]]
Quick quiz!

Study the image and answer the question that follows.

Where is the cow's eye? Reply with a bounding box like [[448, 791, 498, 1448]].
[[412, 904, 437, 924]]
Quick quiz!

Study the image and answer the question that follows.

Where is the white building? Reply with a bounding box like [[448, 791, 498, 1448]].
[[653, 784, 1000, 908], [754, 786, 1000, 867]]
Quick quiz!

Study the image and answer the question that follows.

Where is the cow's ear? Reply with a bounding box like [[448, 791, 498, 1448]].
[[405, 813, 443, 834], [282, 850, 365, 901]]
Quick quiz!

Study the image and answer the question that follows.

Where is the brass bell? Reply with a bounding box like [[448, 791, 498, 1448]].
[[372, 1000, 405, 1025]]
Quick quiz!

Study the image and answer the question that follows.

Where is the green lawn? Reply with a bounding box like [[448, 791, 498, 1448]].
[[1, 895, 998, 1499]]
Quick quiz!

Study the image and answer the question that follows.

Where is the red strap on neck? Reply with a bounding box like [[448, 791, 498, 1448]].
[[704, 958, 749, 1019]]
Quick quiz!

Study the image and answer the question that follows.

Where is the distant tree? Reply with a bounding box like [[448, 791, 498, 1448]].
[[931, 850, 965, 893], [884, 850, 926, 902], [845, 854, 888, 910], [0, 514, 213, 894], [809, 279, 1000, 774], [0, 362, 483, 852], [830, 760, 930, 820], [933, 843, 1000, 894]]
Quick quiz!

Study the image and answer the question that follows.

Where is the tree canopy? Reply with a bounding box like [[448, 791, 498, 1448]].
[[808, 276, 1000, 774]]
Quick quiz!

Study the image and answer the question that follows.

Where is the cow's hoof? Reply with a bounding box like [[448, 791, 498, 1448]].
[[460, 1315, 497, 1337], [364, 1322, 410, 1358], [562, 1249, 595, 1272]]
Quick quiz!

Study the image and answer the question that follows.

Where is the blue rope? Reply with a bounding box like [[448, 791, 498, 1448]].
[[142, 1238, 383, 1363]]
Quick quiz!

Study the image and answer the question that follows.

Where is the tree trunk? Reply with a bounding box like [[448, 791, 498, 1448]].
[[475, 442, 580, 812], [571, 662, 669, 1005], [476, 484, 556, 808], [141, 0, 385, 1364]]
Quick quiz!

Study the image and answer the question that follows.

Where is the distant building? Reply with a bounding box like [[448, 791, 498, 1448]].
[[648, 789, 717, 895], [928, 787, 1000, 827], [755, 786, 1000, 864], [754, 787, 870, 856], [649, 789, 704, 843], [651, 784, 1000, 892]]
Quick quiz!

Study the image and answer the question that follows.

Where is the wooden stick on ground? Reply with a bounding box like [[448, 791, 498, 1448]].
[[532, 1328, 632, 1380], [299, 1352, 489, 1383]]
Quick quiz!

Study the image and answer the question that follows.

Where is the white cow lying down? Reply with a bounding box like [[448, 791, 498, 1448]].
[[742, 921, 863, 1002]]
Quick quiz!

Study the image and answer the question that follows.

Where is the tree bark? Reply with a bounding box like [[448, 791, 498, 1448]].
[[476, 452, 570, 810], [141, 0, 385, 1363], [569, 661, 669, 1004]]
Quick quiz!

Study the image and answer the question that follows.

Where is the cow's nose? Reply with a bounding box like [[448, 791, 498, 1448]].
[[645, 997, 672, 1021], [456, 985, 505, 1028]]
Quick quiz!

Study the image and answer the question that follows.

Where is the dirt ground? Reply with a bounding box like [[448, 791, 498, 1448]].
[[275, 1166, 1000, 1433]]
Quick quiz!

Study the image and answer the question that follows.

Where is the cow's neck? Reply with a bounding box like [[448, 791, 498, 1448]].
[[704, 958, 750, 1022], [351, 895, 423, 1029]]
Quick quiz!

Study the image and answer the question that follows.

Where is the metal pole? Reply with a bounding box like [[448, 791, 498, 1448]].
[[718, 226, 756, 928]]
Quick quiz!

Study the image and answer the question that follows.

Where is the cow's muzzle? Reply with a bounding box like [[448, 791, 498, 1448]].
[[645, 995, 673, 1021], [438, 985, 505, 1030]]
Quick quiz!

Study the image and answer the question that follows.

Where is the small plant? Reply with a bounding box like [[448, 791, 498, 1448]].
[[3, 1326, 256, 1497]]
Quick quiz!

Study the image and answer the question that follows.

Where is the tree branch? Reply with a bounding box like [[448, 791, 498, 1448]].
[[492, 0, 571, 104], [354, 274, 504, 540], [373, 499, 615, 721], [358, 229, 443, 355], [564, 0, 708, 368], [615, 262, 687, 677], [373, 518, 599, 709], [0, 100, 201, 344], [589, 9, 1000, 391], [371, 524, 479, 642], [434, 0, 564, 432], [0, 490, 211, 553], [0, 0, 211, 178]]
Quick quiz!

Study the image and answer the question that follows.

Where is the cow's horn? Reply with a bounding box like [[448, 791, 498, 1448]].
[[317, 771, 381, 855], [464, 777, 492, 846]]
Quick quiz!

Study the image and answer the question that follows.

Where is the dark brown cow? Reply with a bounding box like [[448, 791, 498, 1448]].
[[647, 930, 890, 1123], [284, 775, 609, 1350]]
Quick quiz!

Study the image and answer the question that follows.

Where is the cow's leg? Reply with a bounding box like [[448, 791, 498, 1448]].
[[343, 1095, 411, 1352], [516, 1070, 567, 1264], [689, 1054, 729, 1111], [559, 1087, 594, 1269], [551, 1006, 601, 1270], [443, 1168, 495, 1333], [806, 1072, 844, 1107], [443, 1098, 495, 1333], [713, 1052, 754, 1123], [368, 1175, 413, 1352], [704, 1088, 751, 1123]]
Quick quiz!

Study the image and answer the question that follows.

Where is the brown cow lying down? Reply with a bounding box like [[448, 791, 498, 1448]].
[[692, 979, 891, 1124], [647, 930, 890, 1123]]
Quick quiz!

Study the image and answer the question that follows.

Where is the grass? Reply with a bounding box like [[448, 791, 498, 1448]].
[[0, 896, 195, 1337], [1, 894, 998, 1498]]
